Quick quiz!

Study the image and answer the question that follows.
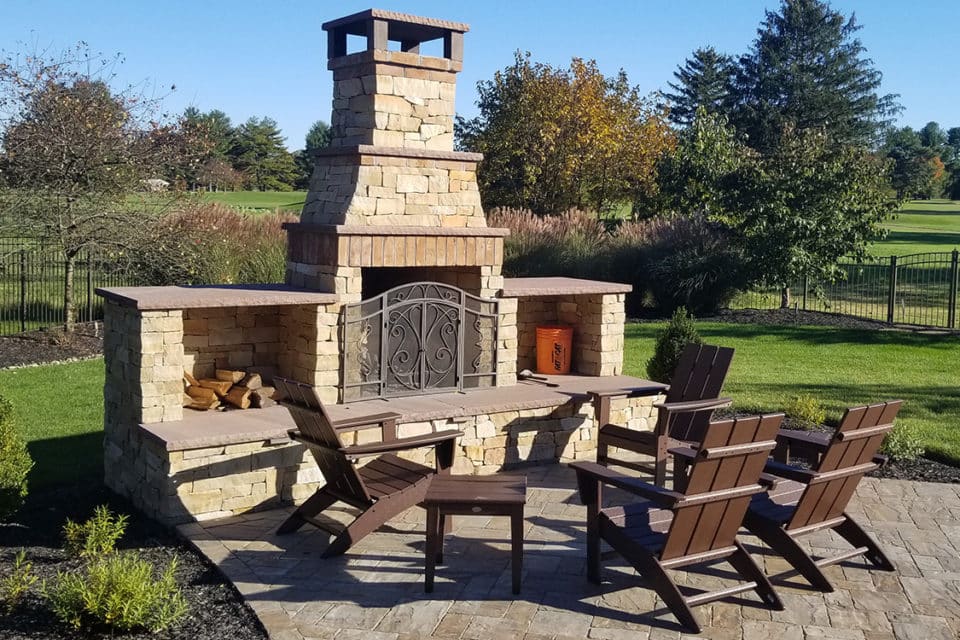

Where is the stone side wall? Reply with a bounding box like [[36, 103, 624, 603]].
[[123, 394, 659, 525], [281, 302, 342, 405], [299, 153, 484, 227], [515, 293, 626, 377], [103, 302, 184, 498], [329, 51, 457, 150], [182, 306, 283, 379]]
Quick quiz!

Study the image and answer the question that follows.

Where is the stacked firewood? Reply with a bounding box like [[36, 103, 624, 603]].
[[183, 369, 277, 411]]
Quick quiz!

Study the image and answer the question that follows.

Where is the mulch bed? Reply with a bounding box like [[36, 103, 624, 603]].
[[0, 323, 104, 369], [0, 484, 267, 640]]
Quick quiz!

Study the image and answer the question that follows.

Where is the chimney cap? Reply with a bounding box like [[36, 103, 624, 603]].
[[322, 8, 469, 38]]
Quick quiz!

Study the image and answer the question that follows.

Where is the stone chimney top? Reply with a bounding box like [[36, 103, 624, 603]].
[[322, 9, 469, 61]]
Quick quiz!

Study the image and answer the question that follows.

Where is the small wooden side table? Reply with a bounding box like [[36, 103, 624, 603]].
[[423, 474, 527, 594]]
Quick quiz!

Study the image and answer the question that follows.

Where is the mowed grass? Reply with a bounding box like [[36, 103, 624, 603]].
[[871, 199, 960, 257], [201, 190, 306, 212], [0, 359, 105, 488], [624, 321, 960, 463]]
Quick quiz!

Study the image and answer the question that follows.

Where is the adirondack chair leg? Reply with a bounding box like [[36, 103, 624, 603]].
[[745, 516, 834, 592], [653, 436, 669, 487], [323, 481, 432, 558], [278, 489, 340, 535], [834, 515, 895, 571], [728, 540, 784, 610], [626, 551, 701, 633]]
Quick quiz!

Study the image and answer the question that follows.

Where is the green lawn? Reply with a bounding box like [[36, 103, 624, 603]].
[[624, 321, 960, 463], [201, 190, 306, 212], [871, 199, 960, 257], [0, 359, 105, 488]]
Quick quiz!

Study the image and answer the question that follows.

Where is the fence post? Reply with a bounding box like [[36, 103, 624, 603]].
[[19, 249, 27, 333], [887, 255, 898, 325], [802, 275, 808, 311], [86, 251, 94, 324], [949, 249, 959, 330]]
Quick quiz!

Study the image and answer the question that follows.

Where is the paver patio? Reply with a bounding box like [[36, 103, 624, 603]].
[[178, 465, 960, 639]]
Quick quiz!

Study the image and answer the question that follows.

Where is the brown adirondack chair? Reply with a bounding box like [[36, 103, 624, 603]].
[[744, 400, 902, 591], [595, 343, 734, 487], [273, 377, 462, 557], [572, 412, 785, 634]]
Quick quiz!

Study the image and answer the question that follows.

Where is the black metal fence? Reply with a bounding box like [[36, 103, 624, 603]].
[[0, 238, 135, 335], [734, 250, 960, 329]]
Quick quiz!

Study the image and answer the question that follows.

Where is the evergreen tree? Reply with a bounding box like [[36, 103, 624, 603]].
[[663, 47, 735, 127], [294, 120, 332, 189], [731, 0, 899, 152], [884, 127, 939, 199], [230, 117, 298, 191]]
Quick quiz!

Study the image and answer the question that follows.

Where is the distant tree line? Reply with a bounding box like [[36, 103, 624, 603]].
[[172, 110, 330, 192]]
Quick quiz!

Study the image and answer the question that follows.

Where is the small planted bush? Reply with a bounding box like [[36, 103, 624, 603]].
[[2, 549, 37, 614], [63, 505, 129, 557], [44, 553, 188, 632], [783, 395, 827, 428], [881, 420, 924, 461], [0, 396, 33, 522], [646, 306, 702, 383]]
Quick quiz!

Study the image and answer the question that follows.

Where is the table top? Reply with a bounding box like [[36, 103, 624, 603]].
[[425, 474, 527, 505]]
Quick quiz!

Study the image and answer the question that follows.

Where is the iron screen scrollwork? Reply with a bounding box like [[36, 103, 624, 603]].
[[341, 282, 499, 401]]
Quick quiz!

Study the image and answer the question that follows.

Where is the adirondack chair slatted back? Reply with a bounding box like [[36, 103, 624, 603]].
[[660, 414, 782, 561], [786, 400, 901, 531], [664, 344, 735, 442], [273, 377, 372, 504]]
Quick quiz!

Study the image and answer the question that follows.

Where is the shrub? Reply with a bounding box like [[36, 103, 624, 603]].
[[2, 549, 37, 614], [881, 420, 924, 461], [44, 553, 188, 633], [489, 208, 747, 316], [132, 202, 294, 286], [640, 214, 747, 315], [63, 505, 129, 557], [0, 396, 32, 522], [783, 395, 827, 428], [646, 307, 702, 383]]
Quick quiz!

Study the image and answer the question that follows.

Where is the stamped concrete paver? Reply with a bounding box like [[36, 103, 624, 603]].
[[179, 467, 960, 639]]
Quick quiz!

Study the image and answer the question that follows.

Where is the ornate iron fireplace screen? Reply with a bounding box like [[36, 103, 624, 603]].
[[341, 282, 499, 401]]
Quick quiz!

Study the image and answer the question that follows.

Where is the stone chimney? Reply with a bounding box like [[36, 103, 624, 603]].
[[286, 8, 507, 303]]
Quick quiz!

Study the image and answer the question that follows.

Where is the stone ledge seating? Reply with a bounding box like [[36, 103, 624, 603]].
[[140, 373, 667, 452]]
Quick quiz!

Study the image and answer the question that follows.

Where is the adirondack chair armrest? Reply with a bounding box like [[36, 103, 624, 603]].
[[669, 446, 698, 461], [762, 459, 817, 484], [589, 385, 669, 401], [341, 429, 462, 458], [570, 461, 683, 507], [331, 411, 403, 432], [653, 397, 733, 414]]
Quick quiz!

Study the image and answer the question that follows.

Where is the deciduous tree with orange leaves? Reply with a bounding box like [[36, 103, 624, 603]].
[[457, 52, 674, 215]]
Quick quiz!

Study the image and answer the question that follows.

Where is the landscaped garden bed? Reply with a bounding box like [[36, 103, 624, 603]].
[[0, 483, 267, 640]]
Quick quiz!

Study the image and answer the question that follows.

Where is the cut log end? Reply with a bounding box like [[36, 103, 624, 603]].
[[224, 386, 252, 409]]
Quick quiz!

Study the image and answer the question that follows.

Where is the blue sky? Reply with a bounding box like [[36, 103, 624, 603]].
[[2, 1, 957, 150]]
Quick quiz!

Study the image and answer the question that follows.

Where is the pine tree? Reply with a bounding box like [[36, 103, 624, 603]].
[[663, 47, 734, 127], [230, 117, 298, 191], [731, 0, 899, 152]]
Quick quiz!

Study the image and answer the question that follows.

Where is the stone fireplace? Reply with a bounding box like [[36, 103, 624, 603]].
[[96, 9, 658, 526]]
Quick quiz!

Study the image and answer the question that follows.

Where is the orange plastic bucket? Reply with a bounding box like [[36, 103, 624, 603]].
[[536, 325, 573, 375]]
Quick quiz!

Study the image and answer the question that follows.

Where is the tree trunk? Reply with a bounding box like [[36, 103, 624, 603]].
[[63, 253, 76, 333], [780, 286, 791, 309]]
